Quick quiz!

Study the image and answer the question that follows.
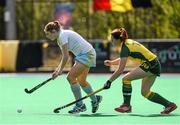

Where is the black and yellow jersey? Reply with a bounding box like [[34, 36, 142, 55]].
[[120, 39, 157, 63]]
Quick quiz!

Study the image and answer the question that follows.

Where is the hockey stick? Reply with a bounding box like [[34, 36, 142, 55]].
[[24, 78, 52, 94], [53, 87, 104, 113]]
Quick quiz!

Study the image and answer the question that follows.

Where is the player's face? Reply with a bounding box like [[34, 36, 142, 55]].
[[111, 36, 119, 45], [45, 30, 58, 41], [111, 36, 122, 49]]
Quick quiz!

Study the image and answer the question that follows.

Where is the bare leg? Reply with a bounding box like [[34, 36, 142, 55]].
[[141, 75, 171, 107], [115, 67, 152, 112], [121, 67, 152, 105], [67, 61, 87, 106], [77, 67, 97, 102]]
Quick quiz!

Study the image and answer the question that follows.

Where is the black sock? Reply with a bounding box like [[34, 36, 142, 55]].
[[122, 84, 132, 106], [147, 92, 171, 107]]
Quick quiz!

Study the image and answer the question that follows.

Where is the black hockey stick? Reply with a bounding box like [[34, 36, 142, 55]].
[[53, 87, 104, 113], [24, 78, 52, 94]]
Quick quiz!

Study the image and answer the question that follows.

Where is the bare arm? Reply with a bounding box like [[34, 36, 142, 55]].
[[108, 57, 127, 82], [104, 58, 121, 66], [52, 43, 69, 79], [110, 58, 121, 65], [57, 43, 69, 72]]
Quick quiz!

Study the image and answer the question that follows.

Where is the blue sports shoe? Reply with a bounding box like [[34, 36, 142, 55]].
[[68, 104, 87, 114], [91, 95, 102, 113]]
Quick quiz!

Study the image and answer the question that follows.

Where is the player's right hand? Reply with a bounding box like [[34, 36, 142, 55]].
[[103, 80, 112, 89], [52, 70, 62, 80], [52, 71, 58, 80], [104, 60, 111, 66]]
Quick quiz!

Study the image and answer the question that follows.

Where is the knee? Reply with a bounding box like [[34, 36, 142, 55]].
[[141, 90, 147, 97], [122, 77, 131, 85], [67, 74, 76, 83], [141, 89, 150, 98], [77, 78, 86, 84], [77, 78, 89, 87]]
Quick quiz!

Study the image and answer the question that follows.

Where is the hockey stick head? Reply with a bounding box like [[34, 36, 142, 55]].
[[53, 109, 60, 113], [53, 106, 65, 113], [24, 88, 32, 94], [24, 78, 52, 94]]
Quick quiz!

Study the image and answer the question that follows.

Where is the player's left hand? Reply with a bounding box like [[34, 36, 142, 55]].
[[104, 60, 111, 66], [103, 80, 112, 89]]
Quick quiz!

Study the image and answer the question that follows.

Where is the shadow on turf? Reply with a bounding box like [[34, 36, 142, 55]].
[[76, 113, 119, 117], [78, 113, 180, 118], [34, 113, 119, 117], [129, 113, 180, 117], [57, 113, 180, 117], [35, 112, 180, 117]]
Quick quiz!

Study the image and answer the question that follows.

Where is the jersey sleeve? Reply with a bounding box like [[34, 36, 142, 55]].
[[120, 44, 130, 58], [59, 32, 68, 45]]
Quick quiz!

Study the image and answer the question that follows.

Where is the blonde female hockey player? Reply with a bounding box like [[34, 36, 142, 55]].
[[44, 21, 102, 114]]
